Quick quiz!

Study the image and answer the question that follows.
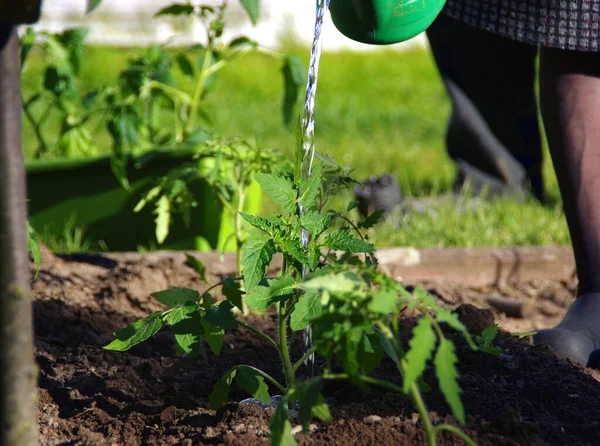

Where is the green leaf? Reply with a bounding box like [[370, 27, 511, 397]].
[[134, 185, 161, 213], [86, 0, 103, 14], [209, 368, 237, 410], [298, 165, 321, 209], [358, 333, 384, 375], [235, 366, 271, 405], [104, 312, 164, 351], [239, 0, 260, 25], [281, 239, 306, 265], [347, 200, 359, 212], [185, 254, 208, 283], [480, 324, 499, 343], [175, 53, 194, 78], [290, 289, 321, 331], [298, 378, 331, 432], [166, 304, 203, 355], [300, 212, 330, 239], [282, 54, 306, 127], [358, 209, 385, 229], [155, 195, 171, 244], [202, 320, 225, 355], [222, 276, 244, 311], [154, 3, 195, 17], [246, 276, 297, 311], [368, 289, 397, 314], [325, 230, 374, 253], [241, 238, 276, 291], [239, 212, 276, 235], [270, 402, 296, 446], [254, 173, 296, 214], [403, 317, 436, 393], [303, 271, 360, 294], [151, 287, 199, 308], [205, 300, 238, 329], [434, 338, 464, 424], [311, 393, 332, 423], [307, 244, 322, 271]]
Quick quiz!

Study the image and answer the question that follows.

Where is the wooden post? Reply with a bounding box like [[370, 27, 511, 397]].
[[0, 25, 39, 446]]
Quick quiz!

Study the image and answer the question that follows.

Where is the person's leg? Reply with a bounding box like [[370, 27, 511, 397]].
[[426, 14, 544, 200], [534, 48, 600, 366]]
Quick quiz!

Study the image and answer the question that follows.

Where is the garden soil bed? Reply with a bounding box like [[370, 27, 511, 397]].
[[34, 247, 600, 445]]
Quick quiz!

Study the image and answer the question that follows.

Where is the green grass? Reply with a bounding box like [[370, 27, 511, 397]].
[[22, 44, 569, 249], [366, 194, 569, 248]]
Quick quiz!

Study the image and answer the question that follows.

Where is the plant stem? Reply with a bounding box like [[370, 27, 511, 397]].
[[235, 184, 246, 279], [292, 344, 318, 374], [278, 301, 295, 387], [238, 320, 280, 351], [184, 45, 213, 135], [433, 425, 476, 446]]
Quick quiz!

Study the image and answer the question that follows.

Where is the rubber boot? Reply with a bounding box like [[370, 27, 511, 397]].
[[533, 293, 600, 367]]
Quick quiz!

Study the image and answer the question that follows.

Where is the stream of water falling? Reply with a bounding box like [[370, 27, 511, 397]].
[[300, 0, 330, 379], [240, 3, 330, 408]]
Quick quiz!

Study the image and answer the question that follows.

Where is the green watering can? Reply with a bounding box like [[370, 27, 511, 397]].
[[329, 0, 447, 45]]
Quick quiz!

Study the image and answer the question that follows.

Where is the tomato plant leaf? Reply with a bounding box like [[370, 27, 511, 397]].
[[298, 165, 321, 210], [154, 3, 195, 17], [241, 238, 276, 291], [270, 402, 296, 446], [300, 211, 330, 239], [239, 0, 260, 25], [254, 173, 296, 214], [235, 366, 271, 405], [403, 316, 436, 393], [166, 304, 203, 356], [245, 276, 297, 311], [185, 254, 209, 283], [104, 312, 163, 351], [307, 244, 322, 271], [358, 209, 385, 229], [434, 338, 465, 424], [281, 238, 307, 265], [357, 333, 384, 375], [290, 289, 321, 331], [151, 287, 199, 308], [303, 271, 360, 294], [175, 53, 194, 78], [205, 300, 238, 329], [221, 276, 244, 311], [209, 368, 237, 410], [239, 212, 276, 235], [325, 230, 374, 253], [368, 289, 397, 314], [134, 185, 161, 213], [86, 0, 103, 14], [202, 320, 225, 355], [298, 378, 331, 431], [155, 195, 171, 244], [282, 54, 306, 127]]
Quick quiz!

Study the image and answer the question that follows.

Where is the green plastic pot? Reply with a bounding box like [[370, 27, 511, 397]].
[[329, 0, 447, 45], [26, 149, 261, 252]]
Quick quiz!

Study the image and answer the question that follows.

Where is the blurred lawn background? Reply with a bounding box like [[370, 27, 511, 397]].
[[21, 44, 570, 249]]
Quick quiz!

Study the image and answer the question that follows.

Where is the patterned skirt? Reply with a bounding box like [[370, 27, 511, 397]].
[[442, 0, 600, 52]]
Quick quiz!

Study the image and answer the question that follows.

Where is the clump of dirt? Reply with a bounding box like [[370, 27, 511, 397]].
[[32, 248, 600, 445]]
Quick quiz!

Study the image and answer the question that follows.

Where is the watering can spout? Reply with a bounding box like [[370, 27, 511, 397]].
[[329, 0, 447, 45]]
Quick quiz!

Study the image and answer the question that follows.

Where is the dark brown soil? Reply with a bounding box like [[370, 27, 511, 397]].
[[33, 247, 600, 445]]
